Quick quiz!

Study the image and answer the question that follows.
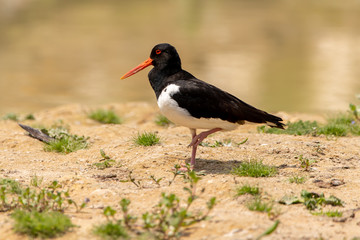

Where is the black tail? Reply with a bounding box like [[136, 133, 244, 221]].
[[238, 103, 285, 129], [263, 113, 285, 129]]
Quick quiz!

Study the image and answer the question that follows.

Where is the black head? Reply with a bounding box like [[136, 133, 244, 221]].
[[149, 43, 182, 70], [120, 43, 182, 80]]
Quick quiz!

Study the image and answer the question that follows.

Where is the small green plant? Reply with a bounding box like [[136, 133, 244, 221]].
[[2, 113, 19, 121], [289, 176, 306, 184], [133, 131, 160, 146], [312, 210, 342, 218], [0, 177, 87, 212], [11, 210, 74, 238], [0, 178, 23, 194], [93, 149, 116, 170], [93, 220, 129, 240], [1, 177, 85, 238], [301, 191, 343, 210], [236, 138, 249, 145], [314, 144, 325, 155], [128, 171, 142, 188], [93, 160, 115, 170], [168, 164, 181, 186], [279, 190, 344, 211], [154, 114, 172, 127], [24, 113, 35, 120], [298, 155, 316, 171], [88, 109, 122, 124], [256, 220, 280, 240], [150, 175, 163, 187], [349, 100, 360, 121], [43, 126, 89, 154], [235, 184, 260, 196], [247, 197, 273, 213], [94, 169, 216, 239], [231, 160, 277, 178], [93, 205, 132, 239]]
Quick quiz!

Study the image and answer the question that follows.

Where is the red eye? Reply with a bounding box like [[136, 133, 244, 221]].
[[156, 49, 161, 54]]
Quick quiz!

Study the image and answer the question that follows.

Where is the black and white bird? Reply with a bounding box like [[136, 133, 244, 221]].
[[121, 43, 284, 169]]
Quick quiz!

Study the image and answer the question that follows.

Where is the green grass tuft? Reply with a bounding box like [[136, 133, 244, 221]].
[[258, 113, 360, 137], [89, 109, 122, 124], [44, 134, 88, 154], [231, 160, 277, 178], [133, 132, 160, 146], [235, 184, 260, 196], [154, 114, 172, 127], [312, 210, 343, 218], [246, 197, 273, 213], [43, 126, 89, 154], [2, 113, 19, 121], [24, 114, 35, 120], [318, 123, 347, 136], [288, 176, 306, 184], [11, 210, 74, 238], [258, 120, 318, 136], [319, 114, 360, 136], [93, 221, 129, 240]]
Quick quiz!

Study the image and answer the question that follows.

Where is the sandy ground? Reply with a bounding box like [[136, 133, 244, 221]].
[[0, 102, 360, 240]]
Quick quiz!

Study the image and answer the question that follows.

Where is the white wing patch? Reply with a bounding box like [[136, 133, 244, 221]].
[[157, 84, 239, 130]]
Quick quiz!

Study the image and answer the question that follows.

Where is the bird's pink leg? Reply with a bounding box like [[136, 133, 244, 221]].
[[190, 128, 197, 167], [188, 128, 222, 168], [178, 129, 197, 171]]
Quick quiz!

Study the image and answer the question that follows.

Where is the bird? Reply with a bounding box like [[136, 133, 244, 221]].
[[121, 43, 284, 169]]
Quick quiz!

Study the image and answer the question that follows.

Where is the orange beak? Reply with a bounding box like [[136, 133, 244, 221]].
[[120, 57, 153, 79]]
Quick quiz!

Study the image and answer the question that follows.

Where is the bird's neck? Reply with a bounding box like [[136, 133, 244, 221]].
[[148, 65, 182, 98]]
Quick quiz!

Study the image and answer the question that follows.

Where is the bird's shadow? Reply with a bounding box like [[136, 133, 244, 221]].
[[193, 158, 243, 174]]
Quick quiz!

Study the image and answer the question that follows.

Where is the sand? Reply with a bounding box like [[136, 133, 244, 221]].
[[0, 102, 359, 240]]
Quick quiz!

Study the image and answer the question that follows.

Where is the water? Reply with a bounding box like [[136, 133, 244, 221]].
[[0, 0, 360, 114]]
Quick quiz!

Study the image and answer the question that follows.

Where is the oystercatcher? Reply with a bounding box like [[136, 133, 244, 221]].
[[121, 43, 284, 168]]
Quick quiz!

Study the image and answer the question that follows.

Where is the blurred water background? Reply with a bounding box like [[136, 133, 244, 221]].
[[0, 0, 360, 114]]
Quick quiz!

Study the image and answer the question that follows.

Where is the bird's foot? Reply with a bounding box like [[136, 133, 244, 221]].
[[187, 128, 222, 147], [187, 134, 204, 147]]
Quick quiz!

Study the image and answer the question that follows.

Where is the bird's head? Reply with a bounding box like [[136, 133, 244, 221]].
[[121, 43, 181, 80]]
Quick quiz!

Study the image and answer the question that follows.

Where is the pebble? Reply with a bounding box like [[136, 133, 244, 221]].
[[330, 179, 345, 186], [224, 228, 242, 237], [90, 189, 116, 198], [91, 204, 105, 209]]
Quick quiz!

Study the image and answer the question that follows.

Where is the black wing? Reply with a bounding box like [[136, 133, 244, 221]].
[[171, 78, 284, 129]]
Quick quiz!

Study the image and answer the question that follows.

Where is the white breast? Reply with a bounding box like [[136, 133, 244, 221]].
[[157, 84, 238, 131]]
